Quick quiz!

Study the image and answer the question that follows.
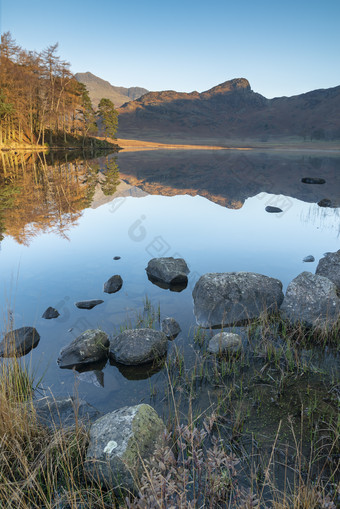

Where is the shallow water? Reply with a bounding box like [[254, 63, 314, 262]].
[[0, 149, 339, 423]]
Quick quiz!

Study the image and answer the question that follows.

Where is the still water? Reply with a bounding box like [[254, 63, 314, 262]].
[[0, 148, 339, 416]]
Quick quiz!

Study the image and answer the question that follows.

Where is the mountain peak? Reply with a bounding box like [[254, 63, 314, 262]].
[[202, 78, 251, 97]]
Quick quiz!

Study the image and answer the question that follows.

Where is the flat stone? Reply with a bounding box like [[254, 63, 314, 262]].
[[33, 396, 100, 429], [85, 404, 165, 492], [161, 317, 181, 339], [193, 272, 284, 327], [316, 250, 340, 291], [207, 332, 242, 355], [265, 206, 283, 213], [58, 329, 109, 369], [301, 177, 326, 184], [146, 257, 189, 287], [75, 300, 104, 309], [0, 327, 40, 357], [113, 256, 121, 260], [42, 306, 60, 319], [103, 275, 123, 294], [280, 271, 340, 332], [109, 328, 168, 365]]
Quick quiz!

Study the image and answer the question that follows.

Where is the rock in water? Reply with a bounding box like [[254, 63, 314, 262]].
[[280, 271, 340, 332], [42, 306, 60, 319], [161, 317, 181, 339], [113, 256, 121, 260], [58, 329, 109, 369], [192, 272, 284, 327], [103, 275, 123, 294], [316, 250, 340, 290], [146, 257, 189, 286], [303, 255, 315, 263], [207, 332, 242, 355], [301, 177, 326, 184], [318, 199, 332, 208], [33, 396, 100, 429], [85, 404, 165, 492], [75, 300, 104, 309], [265, 206, 283, 213], [0, 327, 40, 357], [109, 328, 168, 365]]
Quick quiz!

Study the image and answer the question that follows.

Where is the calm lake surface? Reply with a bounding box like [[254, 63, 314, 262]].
[[0, 148, 339, 424]]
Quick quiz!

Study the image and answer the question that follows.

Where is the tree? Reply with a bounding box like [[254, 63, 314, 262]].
[[97, 98, 118, 140]]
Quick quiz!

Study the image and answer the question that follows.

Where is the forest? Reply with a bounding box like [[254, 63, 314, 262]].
[[0, 32, 118, 148]]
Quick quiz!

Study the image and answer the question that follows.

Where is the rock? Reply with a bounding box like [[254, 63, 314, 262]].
[[207, 332, 242, 355], [75, 300, 104, 309], [33, 396, 100, 429], [303, 255, 315, 263], [42, 306, 60, 319], [103, 275, 123, 294], [161, 317, 181, 339], [280, 271, 340, 332], [318, 199, 332, 207], [58, 329, 109, 369], [301, 177, 326, 184], [85, 404, 165, 492], [109, 328, 168, 365], [0, 327, 40, 357], [146, 257, 190, 287], [113, 256, 121, 260], [265, 206, 283, 213], [316, 250, 340, 290], [193, 272, 284, 327]]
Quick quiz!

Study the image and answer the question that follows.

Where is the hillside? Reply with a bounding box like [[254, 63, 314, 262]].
[[74, 72, 148, 107], [117, 78, 340, 142]]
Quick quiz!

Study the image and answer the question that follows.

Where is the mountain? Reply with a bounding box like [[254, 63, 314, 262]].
[[117, 78, 340, 142], [74, 72, 148, 108]]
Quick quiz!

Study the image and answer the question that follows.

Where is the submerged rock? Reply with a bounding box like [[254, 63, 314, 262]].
[[161, 317, 181, 339], [113, 256, 121, 260], [265, 206, 283, 213], [280, 271, 340, 332], [42, 306, 60, 319], [207, 332, 242, 355], [85, 404, 165, 492], [316, 250, 340, 290], [75, 300, 104, 309], [146, 257, 190, 287], [33, 396, 100, 429], [0, 327, 40, 357], [58, 329, 109, 369], [193, 272, 284, 327], [109, 328, 168, 365], [317, 199, 332, 208], [301, 177, 326, 184], [103, 275, 123, 294], [303, 255, 315, 263]]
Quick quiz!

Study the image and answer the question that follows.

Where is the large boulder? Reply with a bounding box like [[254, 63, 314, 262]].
[[316, 250, 340, 291], [104, 275, 123, 294], [146, 257, 189, 287], [109, 328, 167, 365], [58, 329, 109, 369], [33, 396, 100, 429], [207, 332, 242, 355], [0, 327, 40, 357], [280, 271, 340, 332], [85, 404, 165, 492], [192, 272, 284, 327]]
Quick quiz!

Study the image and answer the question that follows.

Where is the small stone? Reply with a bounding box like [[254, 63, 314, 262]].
[[113, 256, 121, 260], [161, 317, 181, 339], [146, 257, 190, 287], [318, 199, 332, 208], [0, 327, 40, 358], [303, 255, 315, 263], [75, 300, 104, 309], [104, 275, 123, 294], [58, 329, 109, 369], [42, 306, 60, 319], [301, 177, 326, 184], [207, 332, 242, 355], [265, 206, 283, 213]]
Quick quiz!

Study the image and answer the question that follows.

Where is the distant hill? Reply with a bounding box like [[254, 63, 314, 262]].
[[117, 78, 340, 142], [74, 72, 148, 108]]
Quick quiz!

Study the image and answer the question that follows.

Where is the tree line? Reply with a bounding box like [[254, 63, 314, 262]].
[[0, 32, 118, 148]]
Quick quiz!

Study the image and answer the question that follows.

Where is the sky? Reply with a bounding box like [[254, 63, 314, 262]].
[[1, 0, 340, 98]]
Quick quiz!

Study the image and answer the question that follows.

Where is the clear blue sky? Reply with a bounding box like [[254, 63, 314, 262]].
[[1, 0, 339, 98]]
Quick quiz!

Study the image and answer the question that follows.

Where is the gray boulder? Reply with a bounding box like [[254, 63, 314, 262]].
[[316, 250, 340, 290], [303, 255, 315, 263], [0, 327, 40, 357], [161, 317, 181, 339], [280, 271, 340, 332], [193, 272, 284, 327], [33, 396, 100, 429], [207, 332, 242, 355], [104, 275, 123, 294], [85, 404, 165, 492], [75, 300, 104, 309], [58, 329, 109, 369], [146, 257, 189, 286], [42, 306, 60, 319], [110, 328, 167, 365]]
